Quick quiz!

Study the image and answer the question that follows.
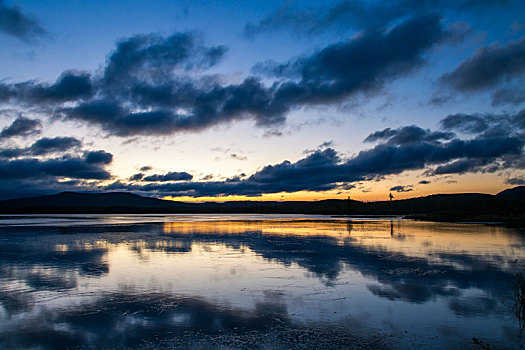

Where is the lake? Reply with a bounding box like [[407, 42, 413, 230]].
[[0, 214, 524, 349]]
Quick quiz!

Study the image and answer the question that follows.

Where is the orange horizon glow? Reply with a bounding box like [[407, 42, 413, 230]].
[[161, 185, 512, 203], [158, 171, 517, 202]]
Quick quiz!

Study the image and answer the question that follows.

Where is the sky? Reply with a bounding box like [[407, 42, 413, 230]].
[[0, 0, 524, 201]]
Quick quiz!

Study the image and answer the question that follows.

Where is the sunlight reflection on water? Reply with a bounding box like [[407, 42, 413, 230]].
[[0, 214, 524, 349]]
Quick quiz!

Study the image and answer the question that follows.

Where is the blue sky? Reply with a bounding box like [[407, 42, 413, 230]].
[[0, 0, 523, 201]]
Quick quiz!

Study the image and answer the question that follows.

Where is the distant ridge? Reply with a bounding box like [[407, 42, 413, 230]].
[[0, 187, 523, 224], [496, 186, 525, 200], [0, 191, 180, 209]]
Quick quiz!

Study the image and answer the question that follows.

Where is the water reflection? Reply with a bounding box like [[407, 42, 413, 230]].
[[0, 216, 524, 349]]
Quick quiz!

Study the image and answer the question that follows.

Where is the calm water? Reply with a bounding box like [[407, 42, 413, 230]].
[[1, 214, 524, 349]]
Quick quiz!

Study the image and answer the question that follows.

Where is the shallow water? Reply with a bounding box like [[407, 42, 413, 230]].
[[0, 214, 524, 349]]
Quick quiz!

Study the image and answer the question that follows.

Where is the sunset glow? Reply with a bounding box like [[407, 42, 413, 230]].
[[0, 0, 523, 201]]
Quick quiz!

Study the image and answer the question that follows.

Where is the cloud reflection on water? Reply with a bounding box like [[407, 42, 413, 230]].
[[0, 217, 524, 348]]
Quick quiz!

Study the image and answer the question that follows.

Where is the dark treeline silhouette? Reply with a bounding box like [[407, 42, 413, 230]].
[[0, 186, 523, 224]]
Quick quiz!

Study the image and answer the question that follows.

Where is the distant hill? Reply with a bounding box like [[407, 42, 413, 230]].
[[497, 186, 525, 201], [0, 192, 194, 213], [0, 187, 523, 224], [0, 191, 170, 208]]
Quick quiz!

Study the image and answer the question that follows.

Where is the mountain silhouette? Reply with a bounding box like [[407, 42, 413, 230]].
[[496, 186, 525, 201], [0, 187, 523, 224]]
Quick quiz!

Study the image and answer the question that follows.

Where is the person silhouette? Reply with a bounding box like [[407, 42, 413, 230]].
[[389, 192, 394, 201]]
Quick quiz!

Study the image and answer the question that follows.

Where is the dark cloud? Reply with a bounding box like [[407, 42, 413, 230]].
[[2, 110, 520, 198], [58, 100, 214, 137], [390, 185, 413, 192], [506, 177, 525, 185], [0, 6, 521, 142], [363, 128, 398, 142], [142, 171, 193, 182], [41, 15, 446, 136], [113, 148, 342, 196], [110, 120, 523, 197], [433, 159, 482, 175], [0, 144, 113, 191], [0, 155, 112, 180], [58, 99, 127, 133], [243, 0, 509, 38], [140, 165, 152, 172], [129, 173, 144, 181], [0, 136, 82, 158], [319, 140, 334, 148], [243, 1, 401, 38], [2, 32, 231, 137], [0, 147, 25, 158], [0, 82, 12, 102], [0, 83, 13, 102], [0, 2, 46, 42], [419, 180, 431, 184], [102, 32, 227, 89], [84, 150, 113, 165], [364, 126, 454, 145], [440, 114, 489, 133], [58, 79, 280, 136], [259, 14, 445, 105], [230, 154, 247, 161], [441, 35, 525, 91], [0, 116, 41, 139], [304, 140, 336, 154], [28, 137, 82, 155], [10, 71, 93, 104], [440, 110, 525, 140]]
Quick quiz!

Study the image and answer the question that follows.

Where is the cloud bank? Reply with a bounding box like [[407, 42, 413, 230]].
[[0, 15, 450, 137], [99, 110, 523, 198], [0, 108, 521, 199]]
